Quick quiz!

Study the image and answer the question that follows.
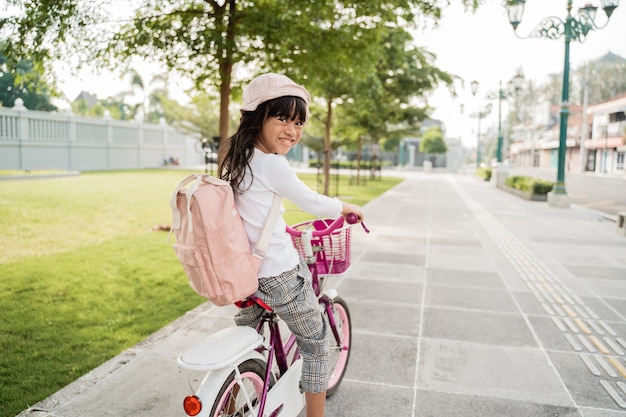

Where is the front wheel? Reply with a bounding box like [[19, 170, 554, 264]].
[[210, 359, 266, 417], [325, 296, 351, 397]]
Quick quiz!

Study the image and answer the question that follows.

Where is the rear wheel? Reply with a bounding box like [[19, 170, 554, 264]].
[[325, 296, 351, 397], [210, 359, 265, 417]]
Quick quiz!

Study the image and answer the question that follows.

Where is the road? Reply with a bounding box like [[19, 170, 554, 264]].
[[508, 167, 626, 218]]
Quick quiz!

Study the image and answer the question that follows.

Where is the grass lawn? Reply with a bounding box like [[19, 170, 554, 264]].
[[0, 169, 402, 417]]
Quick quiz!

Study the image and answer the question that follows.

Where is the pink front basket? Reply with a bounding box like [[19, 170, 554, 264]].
[[290, 219, 352, 275]]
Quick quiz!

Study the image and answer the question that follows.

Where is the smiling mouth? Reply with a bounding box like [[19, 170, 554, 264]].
[[279, 138, 294, 146]]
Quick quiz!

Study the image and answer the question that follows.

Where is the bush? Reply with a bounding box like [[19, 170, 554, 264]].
[[476, 166, 492, 181], [504, 176, 553, 195], [504, 175, 527, 191], [530, 178, 554, 194]]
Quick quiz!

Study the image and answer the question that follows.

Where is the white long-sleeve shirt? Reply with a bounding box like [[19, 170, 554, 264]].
[[235, 148, 342, 278]]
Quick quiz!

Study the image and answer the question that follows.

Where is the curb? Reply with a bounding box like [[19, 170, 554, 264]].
[[0, 171, 81, 181]]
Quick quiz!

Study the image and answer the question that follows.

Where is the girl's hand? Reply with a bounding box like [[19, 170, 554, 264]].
[[341, 202, 364, 222], [342, 203, 370, 233]]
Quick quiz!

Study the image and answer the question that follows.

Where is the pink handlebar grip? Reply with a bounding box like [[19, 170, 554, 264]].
[[346, 213, 370, 233]]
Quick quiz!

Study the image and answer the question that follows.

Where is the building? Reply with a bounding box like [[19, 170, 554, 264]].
[[585, 93, 626, 174], [508, 94, 625, 176], [508, 51, 626, 176], [397, 119, 464, 171]]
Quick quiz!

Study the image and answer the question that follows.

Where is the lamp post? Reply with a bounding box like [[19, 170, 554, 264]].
[[201, 138, 211, 174], [600, 113, 609, 173], [486, 72, 524, 163], [469, 80, 493, 167], [504, 0, 620, 208], [603, 124, 608, 172], [200, 137, 219, 175]]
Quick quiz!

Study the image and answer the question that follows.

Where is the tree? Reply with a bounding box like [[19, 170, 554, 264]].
[[420, 126, 447, 154], [116, 69, 173, 122], [540, 53, 626, 107], [158, 91, 226, 143], [264, 5, 382, 193], [330, 27, 454, 181], [576, 54, 626, 105], [262, 3, 459, 192], [120, 68, 147, 121], [0, 42, 58, 110], [2, 0, 481, 193]]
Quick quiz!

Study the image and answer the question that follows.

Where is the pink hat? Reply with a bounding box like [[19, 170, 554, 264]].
[[241, 73, 310, 112]]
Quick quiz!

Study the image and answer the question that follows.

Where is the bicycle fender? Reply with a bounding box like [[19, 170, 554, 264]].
[[178, 326, 263, 371], [194, 350, 266, 417]]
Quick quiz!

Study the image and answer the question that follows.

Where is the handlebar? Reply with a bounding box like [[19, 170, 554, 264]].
[[285, 214, 369, 237], [286, 216, 344, 237], [287, 214, 369, 264], [346, 213, 370, 233]]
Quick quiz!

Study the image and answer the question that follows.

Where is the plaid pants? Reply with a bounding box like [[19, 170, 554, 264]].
[[234, 259, 329, 393]]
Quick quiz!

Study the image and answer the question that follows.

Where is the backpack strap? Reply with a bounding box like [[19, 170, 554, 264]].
[[183, 177, 203, 233], [170, 174, 232, 233], [169, 174, 281, 258], [169, 173, 198, 231], [252, 194, 282, 260]]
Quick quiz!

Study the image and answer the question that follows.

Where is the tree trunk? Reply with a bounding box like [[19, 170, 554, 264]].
[[218, 63, 232, 147], [370, 140, 378, 180], [217, 2, 235, 153], [323, 98, 333, 196], [356, 137, 362, 186]]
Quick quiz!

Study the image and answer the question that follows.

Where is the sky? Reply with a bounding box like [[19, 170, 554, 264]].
[[418, 0, 626, 147], [55, 0, 626, 147]]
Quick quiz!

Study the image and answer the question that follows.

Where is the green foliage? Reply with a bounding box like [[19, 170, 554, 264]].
[[0, 41, 58, 110], [2, 0, 482, 191], [540, 55, 626, 107], [0, 0, 107, 64], [335, 26, 454, 150], [158, 91, 230, 142], [504, 175, 554, 195], [0, 0, 494, 201], [532, 179, 554, 195], [0, 170, 401, 416], [476, 166, 492, 181], [71, 96, 137, 120], [419, 126, 448, 154], [70, 71, 179, 121]]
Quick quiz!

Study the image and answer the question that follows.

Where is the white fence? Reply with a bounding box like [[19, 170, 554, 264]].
[[0, 104, 203, 171]]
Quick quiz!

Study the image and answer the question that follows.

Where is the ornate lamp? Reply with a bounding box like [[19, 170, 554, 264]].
[[502, 0, 619, 207]]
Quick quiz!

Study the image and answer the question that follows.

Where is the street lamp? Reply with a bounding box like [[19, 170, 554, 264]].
[[469, 80, 493, 166], [201, 137, 211, 174], [600, 113, 610, 173], [486, 72, 524, 163], [504, 0, 619, 208]]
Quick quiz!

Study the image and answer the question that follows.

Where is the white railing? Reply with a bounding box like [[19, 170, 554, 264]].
[[0, 103, 203, 171]]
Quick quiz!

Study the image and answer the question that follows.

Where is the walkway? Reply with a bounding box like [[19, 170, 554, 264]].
[[18, 173, 626, 417]]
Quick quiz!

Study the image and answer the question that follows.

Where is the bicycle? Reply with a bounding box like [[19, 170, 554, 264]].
[[177, 214, 368, 417]]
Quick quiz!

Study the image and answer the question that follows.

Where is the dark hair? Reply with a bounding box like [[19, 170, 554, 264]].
[[218, 95, 308, 193]]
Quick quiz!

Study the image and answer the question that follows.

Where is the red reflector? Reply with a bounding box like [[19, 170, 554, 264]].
[[183, 395, 202, 416]]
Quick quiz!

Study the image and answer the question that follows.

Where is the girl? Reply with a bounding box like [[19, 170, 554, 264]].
[[218, 73, 364, 417]]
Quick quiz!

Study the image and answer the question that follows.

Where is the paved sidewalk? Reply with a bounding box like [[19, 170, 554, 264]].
[[18, 173, 626, 417]]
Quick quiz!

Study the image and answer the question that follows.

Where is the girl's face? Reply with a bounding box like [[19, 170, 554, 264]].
[[257, 115, 304, 155]]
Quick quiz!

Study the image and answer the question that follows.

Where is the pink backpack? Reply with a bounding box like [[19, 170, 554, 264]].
[[169, 174, 281, 306]]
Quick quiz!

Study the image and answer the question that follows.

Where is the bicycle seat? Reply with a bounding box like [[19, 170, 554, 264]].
[[177, 326, 263, 371]]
